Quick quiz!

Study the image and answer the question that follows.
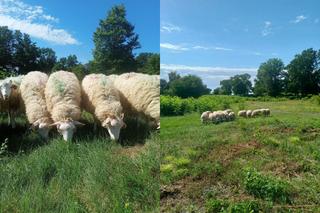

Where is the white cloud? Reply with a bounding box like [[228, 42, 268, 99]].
[[160, 23, 181, 33], [160, 43, 189, 51], [261, 21, 272, 36], [291, 15, 307, 23], [160, 64, 258, 89], [0, 0, 78, 45]]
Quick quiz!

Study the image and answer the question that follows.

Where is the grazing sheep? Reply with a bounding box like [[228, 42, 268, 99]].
[[201, 111, 211, 123], [112, 73, 160, 129], [246, 110, 252, 118], [251, 109, 263, 117], [238, 110, 247, 117], [228, 112, 236, 121], [45, 71, 84, 141], [261, 108, 270, 116], [224, 109, 232, 114], [82, 74, 126, 140], [20, 71, 52, 139], [0, 76, 24, 128]]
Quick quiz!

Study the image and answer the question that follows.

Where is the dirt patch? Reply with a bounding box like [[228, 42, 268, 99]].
[[160, 141, 261, 211]]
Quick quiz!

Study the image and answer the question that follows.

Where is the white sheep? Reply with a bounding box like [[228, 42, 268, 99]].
[[0, 76, 24, 128], [20, 71, 52, 139], [246, 110, 252, 118], [82, 74, 126, 140], [45, 71, 84, 141], [201, 111, 211, 123], [251, 109, 263, 117], [261, 108, 270, 116], [112, 73, 160, 129], [238, 110, 247, 118]]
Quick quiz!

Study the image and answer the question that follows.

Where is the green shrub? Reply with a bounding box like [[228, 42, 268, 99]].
[[244, 168, 291, 203], [205, 199, 260, 213]]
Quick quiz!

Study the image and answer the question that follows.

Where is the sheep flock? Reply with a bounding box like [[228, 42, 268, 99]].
[[0, 71, 160, 142], [201, 108, 270, 124]]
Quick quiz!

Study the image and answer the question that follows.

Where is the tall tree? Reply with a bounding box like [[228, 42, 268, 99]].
[[38, 48, 57, 73], [0, 26, 14, 71], [254, 58, 285, 97], [230, 73, 252, 96], [285, 48, 320, 96], [93, 4, 140, 74], [219, 79, 232, 95], [13, 31, 40, 74], [53, 54, 79, 71]]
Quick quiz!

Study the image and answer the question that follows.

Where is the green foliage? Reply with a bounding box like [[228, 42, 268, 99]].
[[37, 48, 57, 73], [285, 48, 320, 96], [92, 4, 140, 74], [244, 168, 291, 203], [205, 199, 260, 213], [136, 53, 160, 75], [160, 95, 244, 116], [161, 71, 211, 98], [254, 58, 285, 97]]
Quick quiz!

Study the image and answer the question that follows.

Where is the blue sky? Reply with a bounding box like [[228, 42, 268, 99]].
[[0, 0, 159, 63], [160, 0, 320, 89]]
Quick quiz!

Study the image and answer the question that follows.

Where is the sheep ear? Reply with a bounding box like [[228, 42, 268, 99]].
[[73, 121, 85, 126], [31, 120, 40, 129]]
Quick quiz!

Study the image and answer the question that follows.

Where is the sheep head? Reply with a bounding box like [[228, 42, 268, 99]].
[[102, 113, 126, 141], [49, 118, 84, 141]]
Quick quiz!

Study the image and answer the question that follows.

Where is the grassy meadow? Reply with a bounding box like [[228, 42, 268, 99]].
[[160, 97, 320, 212], [0, 113, 159, 212]]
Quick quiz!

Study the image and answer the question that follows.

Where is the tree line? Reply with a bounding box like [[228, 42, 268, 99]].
[[161, 48, 320, 98], [0, 5, 159, 80]]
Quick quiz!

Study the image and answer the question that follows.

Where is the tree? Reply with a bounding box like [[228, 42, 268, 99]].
[[136, 53, 160, 74], [38, 48, 57, 73], [169, 75, 211, 98], [53, 54, 79, 71], [0, 26, 14, 71], [93, 4, 140, 74], [168, 71, 181, 82], [230, 73, 252, 96], [13, 31, 40, 74], [160, 79, 168, 94], [285, 48, 320, 96], [254, 58, 285, 97], [219, 79, 232, 95]]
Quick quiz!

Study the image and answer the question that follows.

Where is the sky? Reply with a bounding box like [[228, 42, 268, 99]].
[[0, 0, 159, 63], [160, 0, 320, 89]]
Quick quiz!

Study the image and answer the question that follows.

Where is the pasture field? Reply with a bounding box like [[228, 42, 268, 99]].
[[161, 98, 320, 212], [0, 113, 159, 212]]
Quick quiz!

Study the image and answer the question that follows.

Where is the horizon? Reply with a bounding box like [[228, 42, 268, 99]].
[[160, 0, 320, 89]]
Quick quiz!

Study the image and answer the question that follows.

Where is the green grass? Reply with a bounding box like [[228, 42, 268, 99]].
[[0, 113, 159, 212], [160, 99, 320, 212]]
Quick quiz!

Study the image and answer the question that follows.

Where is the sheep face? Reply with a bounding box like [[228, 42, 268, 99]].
[[31, 119, 52, 140], [102, 114, 126, 141], [50, 119, 84, 141], [0, 80, 17, 100]]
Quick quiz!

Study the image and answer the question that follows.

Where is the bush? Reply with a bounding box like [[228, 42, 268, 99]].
[[205, 199, 260, 213], [244, 168, 291, 203], [160, 95, 245, 116]]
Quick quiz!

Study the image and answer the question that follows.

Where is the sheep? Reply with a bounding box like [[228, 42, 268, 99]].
[[0, 76, 24, 128], [246, 110, 253, 118], [201, 111, 211, 123], [111, 73, 160, 129], [251, 109, 263, 117], [238, 110, 247, 117], [20, 71, 53, 139], [261, 108, 270, 116], [228, 112, 236, 121], [82, 74, 126, 140], [45, 71, 84, 141]]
